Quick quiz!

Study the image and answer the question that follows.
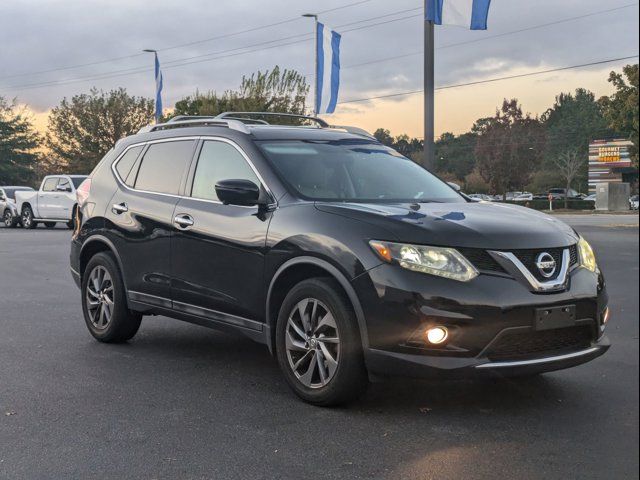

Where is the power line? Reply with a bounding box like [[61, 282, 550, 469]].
[[0, 0, 374, 81], [4, 8, 424, 91], [337, 55, 640, 105]]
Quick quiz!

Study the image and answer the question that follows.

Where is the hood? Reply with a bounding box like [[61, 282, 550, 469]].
[[315, 201, 578, 250]]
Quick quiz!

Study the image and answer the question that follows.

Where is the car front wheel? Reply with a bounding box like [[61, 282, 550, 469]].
[[3, 210, 17, 228], [82, 252, 142, 343], [275, 278, 368, 406]]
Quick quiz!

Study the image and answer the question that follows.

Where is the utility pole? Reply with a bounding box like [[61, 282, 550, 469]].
[[423, 19, 435, 171], [302, 13, 319, 115]]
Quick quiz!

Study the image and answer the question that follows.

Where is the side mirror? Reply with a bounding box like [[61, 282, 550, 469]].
[[215, 179, 260, 206], [447, 182, 461, 192]]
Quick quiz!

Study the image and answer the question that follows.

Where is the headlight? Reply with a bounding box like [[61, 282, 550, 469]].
[[369, 241, 479, 282], [577, 236, 598, 273]]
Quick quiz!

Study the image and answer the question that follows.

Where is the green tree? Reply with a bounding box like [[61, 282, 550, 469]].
[[0, 97, 40, 185], [541, 88, 611, 192], [553, 149, 583, 208], [172, 67, 309, 121], [599, 64, 639, 167], [434, 132, 477, 181], [46, 88, 154, 173], [474, 99, 546, 199]]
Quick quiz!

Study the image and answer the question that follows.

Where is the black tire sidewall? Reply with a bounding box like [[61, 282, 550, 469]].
[[275, 278, 367, 406], [81, 252, 141, 343]]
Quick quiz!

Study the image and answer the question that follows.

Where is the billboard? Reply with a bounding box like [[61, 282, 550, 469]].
[[588, 139, 635, 193]]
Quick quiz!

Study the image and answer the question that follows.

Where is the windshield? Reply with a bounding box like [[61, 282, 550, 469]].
[[2, 187, 32, 200], [70, 177, 88, 188], [257, 140, 464, 203]]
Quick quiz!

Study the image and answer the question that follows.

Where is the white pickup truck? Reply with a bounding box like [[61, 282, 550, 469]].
[[15, 175, 88, 229]]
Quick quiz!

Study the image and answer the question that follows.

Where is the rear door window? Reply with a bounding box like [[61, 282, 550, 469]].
[[57, 178, 72, 191], [134, 141, 196, 195]]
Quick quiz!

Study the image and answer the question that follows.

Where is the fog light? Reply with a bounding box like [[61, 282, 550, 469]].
[[426, 326, 449, 345]]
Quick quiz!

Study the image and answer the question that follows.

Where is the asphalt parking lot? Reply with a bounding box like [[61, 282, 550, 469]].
[[0, 215, 638, 480]]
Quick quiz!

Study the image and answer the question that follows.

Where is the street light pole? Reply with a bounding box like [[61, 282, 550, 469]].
[[302, 14, 319, 115], [424, 20, 435, 171]]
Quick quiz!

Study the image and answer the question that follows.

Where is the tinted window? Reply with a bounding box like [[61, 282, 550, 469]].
[[42, 178, 58, 192], [70, 177, 88, 188], [191, 141, 260, 201], [1, 188, 32, 200], [258, 140, 463, 203], [115, 146, 144, 185], [134, 141, 195, 195]]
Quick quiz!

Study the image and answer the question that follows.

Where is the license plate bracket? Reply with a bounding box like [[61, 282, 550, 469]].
[[535, 305, 576, 331]]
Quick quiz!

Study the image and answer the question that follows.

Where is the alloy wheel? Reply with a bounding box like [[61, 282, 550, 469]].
[[285, 298, 340, 389], [86, 266, 114, 330], [3, 211, 12, 227], [22, 210, 31, 228]]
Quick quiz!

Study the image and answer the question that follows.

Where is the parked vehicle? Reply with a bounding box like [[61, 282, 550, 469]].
[[70, 113, 610, 406], [630, 195, 639, 210], [513, 192, 534, 202], [1, 186, 32, 227], [548, 188, 580, 200], [15, 175, 88, 229], [1, 186, 34, 228], [584, 194, 597, 203], [467, 193, 493, 202], [505, 191, 523, 201]]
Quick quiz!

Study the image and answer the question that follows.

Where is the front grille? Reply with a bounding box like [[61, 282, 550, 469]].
[[458, 248, 506, 274], [569, 244, 579, 267], [486, 326, 593, 361], [509, 247, 565, 281]]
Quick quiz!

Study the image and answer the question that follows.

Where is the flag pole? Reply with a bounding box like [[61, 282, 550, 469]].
[[424, 19, 435, 170], [303, 14, 319, 116]]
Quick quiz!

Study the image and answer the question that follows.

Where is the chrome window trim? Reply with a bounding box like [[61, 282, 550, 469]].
[[110, 136, 276, 208], [475, 346, 600, 369], [489, 249, 570, 292]]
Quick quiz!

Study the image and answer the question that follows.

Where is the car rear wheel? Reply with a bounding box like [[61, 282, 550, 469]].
[[82, 252, 142, 343], [3, 210, 17, 228], [275, 278, 368, 406], [21, 206, 37, 229]]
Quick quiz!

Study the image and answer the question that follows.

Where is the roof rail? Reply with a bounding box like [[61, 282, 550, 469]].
[[329, 125, 377, 140], [140, 118, 251, 135], [215, 112, 329, 128]]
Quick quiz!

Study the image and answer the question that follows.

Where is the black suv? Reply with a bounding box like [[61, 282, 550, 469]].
[[70, 113, 610, 406]]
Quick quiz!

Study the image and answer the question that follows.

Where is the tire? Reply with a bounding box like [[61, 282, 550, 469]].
[[68, 206, 77, 230], [81, 251, 142, 343], [44, 222, 57, 229], [3, 210, 17, 228], [275, 278, 368, 406], [21, 206, 37, 229]]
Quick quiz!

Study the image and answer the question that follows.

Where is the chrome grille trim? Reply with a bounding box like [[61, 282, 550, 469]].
[[489, 248, 571, 292]]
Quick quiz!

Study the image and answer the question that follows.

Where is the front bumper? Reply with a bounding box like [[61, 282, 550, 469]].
[[353, 262, 609, 379]]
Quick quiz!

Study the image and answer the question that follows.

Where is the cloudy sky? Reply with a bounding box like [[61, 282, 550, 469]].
[[1, 0, 638, 137]]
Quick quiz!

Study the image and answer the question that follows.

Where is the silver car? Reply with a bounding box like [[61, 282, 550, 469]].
[[1, 186, 35, 228]]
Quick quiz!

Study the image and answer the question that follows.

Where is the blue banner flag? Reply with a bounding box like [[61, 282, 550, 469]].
[[426, 0, 492, 30], [154, 53, 163, 122], [316, 23, 341, 114]]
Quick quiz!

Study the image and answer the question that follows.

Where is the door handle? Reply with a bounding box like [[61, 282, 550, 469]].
[[174, 214, 194, 228], [111, 202, 128, 214]]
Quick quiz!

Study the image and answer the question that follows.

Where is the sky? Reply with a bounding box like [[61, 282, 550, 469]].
[[1, 0, 638, 138]]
